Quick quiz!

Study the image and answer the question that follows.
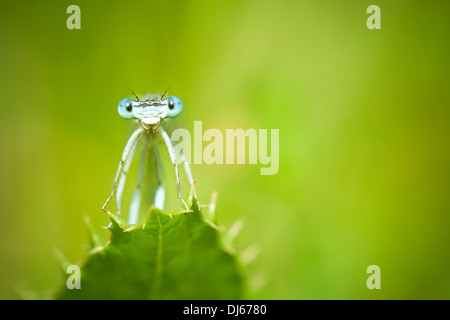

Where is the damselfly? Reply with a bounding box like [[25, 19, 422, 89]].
[[102, 91, 195, 224]]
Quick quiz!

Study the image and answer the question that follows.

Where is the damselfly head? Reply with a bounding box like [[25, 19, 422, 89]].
[[117, 94, 183, 126]]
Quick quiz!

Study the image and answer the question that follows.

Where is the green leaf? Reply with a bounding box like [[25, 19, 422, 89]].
[[55, 197, 246, 299]]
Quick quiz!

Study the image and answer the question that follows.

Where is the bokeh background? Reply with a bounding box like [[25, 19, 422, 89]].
[[1, 0, 449, 299]]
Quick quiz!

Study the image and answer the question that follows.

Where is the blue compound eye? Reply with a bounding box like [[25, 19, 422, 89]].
[[118, 98, 134, 119], [166, 96, 182, 118]]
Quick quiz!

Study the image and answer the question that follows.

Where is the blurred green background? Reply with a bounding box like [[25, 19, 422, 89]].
[[1, 0, 449, 299]]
